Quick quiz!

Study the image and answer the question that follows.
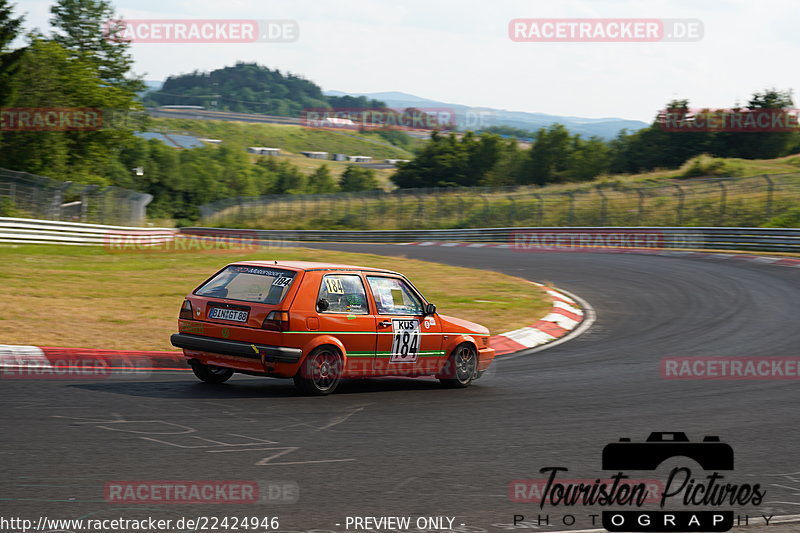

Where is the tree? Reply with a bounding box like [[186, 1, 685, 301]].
[[391, 131, 504, 188], [340, 165, 379, 192], [0, 0, 25, 106], [519, 124, 572, 185], [308, 164, 338, 194], [0, 38, 136, 181], [565, 136, 611, 181], [149, 62, 350, 116], [466, 133, 503, 185], [482, 137, 526, 186], [713, 88, 795, 159], [270, 158, 307, 194], [50, 0, 143, 92]]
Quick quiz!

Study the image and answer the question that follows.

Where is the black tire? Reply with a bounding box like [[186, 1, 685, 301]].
[[438, 343, 478, 388], [293, 346, 343, 396], [192, 363, 234, 384]]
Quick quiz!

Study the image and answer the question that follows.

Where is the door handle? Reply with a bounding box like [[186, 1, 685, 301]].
[[378, 321, 392, 327]]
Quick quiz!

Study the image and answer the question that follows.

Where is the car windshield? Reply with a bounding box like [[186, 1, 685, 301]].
[[194, 265, 296, 304]]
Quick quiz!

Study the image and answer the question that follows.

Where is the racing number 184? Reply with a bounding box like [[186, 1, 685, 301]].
[[391, 319, 420, 362]]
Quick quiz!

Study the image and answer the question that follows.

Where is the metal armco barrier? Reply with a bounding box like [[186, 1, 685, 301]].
[[4, 219, 799, 253], [0, 217, 176, 246], [180, 226, 800, 253]]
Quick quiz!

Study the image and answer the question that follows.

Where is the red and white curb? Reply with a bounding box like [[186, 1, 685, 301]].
[[0, 284, 591, 373], [0, 344, 186, 376], [396, 241, 800, 268], [490, 282, 590, 356]]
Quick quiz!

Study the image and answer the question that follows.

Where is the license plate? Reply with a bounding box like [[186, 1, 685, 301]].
[[208, 307, 249, 322]]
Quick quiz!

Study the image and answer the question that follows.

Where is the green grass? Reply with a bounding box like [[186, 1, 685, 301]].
[[148, 117, 422, 187], [0, 243, 550, 351], [150, 117, 418, 160]]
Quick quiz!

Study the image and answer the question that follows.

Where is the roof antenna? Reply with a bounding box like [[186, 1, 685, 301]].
[[274, 260, 278, 264]]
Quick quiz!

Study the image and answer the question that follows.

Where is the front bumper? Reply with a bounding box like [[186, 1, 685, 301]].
[[170, 333, 302, 364]]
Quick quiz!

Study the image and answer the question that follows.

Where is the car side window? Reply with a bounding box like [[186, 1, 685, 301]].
[[366, 276, 423, 316], [318, 274, 369, 314]]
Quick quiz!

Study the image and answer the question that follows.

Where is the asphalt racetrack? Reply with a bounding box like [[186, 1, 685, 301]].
[[2, 243, 799, 532]]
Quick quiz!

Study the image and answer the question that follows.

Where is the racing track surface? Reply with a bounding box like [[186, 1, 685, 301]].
[[2, 244, 799, 531]]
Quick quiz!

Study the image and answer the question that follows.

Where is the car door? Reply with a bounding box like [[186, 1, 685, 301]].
[[315, 272, 376, 376], [365, 275, 443, 376]]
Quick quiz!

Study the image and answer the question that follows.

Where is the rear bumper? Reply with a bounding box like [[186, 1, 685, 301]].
[[170, 333, 302, 364]]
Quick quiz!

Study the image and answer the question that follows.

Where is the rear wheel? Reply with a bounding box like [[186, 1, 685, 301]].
[[439, 343, 478, 388], [191, 363, 234, 384], [293, 346, 343, 396]]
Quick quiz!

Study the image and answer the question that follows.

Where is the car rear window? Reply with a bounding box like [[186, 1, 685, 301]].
[[194, 265, 296, 304]]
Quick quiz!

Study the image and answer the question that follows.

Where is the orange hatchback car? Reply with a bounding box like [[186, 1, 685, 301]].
[[171, 261, 496, 395]]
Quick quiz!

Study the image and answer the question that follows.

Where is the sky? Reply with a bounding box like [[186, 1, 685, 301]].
[[17, 0, 800, 122]]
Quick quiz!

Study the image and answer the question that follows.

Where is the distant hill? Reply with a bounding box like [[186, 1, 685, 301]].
[[325, 90, 648, 139], [141, 64, 647, 138], [144, 63, 387, 117]]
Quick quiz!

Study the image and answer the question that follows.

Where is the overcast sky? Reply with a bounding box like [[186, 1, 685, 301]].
[[18, 0, 800, 122]]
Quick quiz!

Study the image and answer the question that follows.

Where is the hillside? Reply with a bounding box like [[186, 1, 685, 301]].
[[150, 117, 416, 158], [144, 63, 387, 117], [148, 117, 419, 187]]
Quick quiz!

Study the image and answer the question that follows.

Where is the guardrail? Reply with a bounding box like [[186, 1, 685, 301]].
[[181, 226, 800, 253], [0, 217, 175, 246], [4, 219, 799, 253]]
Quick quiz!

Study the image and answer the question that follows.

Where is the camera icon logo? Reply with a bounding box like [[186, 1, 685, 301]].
[[602, 432, 734, 471]]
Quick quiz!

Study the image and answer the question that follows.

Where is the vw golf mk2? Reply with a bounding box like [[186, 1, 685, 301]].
[[171, 261, 496, 395]]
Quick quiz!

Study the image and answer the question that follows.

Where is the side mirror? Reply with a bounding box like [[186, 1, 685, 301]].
[[316, 298, 329, 312], [425, 303, 436, 316]]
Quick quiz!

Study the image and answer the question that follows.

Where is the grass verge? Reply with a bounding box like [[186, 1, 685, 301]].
[[151, 117, 417, 160], [0, 244, 550, 351]]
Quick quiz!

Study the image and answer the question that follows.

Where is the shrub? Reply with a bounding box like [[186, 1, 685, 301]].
[[764, 206, 800, 228], [679, 154, 745, 178]]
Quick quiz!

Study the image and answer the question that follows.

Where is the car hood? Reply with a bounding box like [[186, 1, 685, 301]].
[[437, 314, 490, 336]]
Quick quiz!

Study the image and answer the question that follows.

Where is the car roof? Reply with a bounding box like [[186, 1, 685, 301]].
[[233, 260, 402, 275]]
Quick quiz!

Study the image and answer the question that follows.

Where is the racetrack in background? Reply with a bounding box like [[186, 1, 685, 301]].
[[1, 244, 798, 531]]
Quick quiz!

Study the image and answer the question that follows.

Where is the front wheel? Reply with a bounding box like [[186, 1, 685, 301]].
[[438, 343, 478, 388], [293, 346, 343, 396], [192, 363, 234, 384]]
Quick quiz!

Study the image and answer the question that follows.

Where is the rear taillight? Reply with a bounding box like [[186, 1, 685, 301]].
[[262, 310, 289, 332], [179, 299, 193, 320]]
